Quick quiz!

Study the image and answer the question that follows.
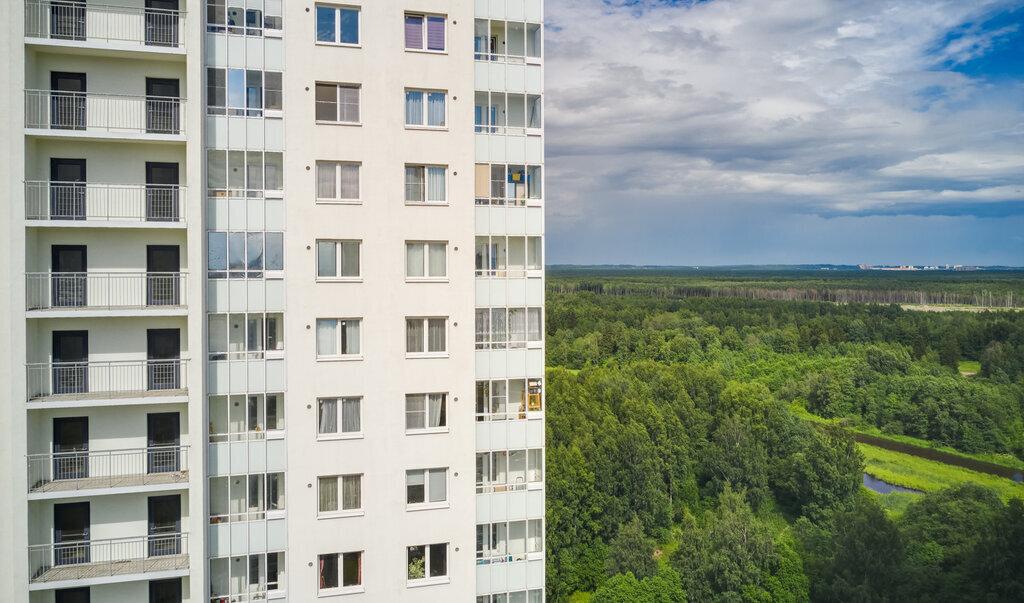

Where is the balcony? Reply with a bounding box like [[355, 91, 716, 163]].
[[27, 359, 189, 405], [25, 90, 185, 140], [25, 0, 186, 54], [27, 446, 189, 497], [26, 272, 187, 315], [26, 181, 185, 226], [29, 533, 189, 586]]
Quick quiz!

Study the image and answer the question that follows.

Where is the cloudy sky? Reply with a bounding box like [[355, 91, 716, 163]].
[[543, 0, 1024, 266]]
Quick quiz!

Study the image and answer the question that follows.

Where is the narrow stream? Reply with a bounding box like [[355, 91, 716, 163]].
[[851, 432, 1024, 483], [862, 473, 924, 495]]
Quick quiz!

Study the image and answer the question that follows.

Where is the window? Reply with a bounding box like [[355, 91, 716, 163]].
[[318, 474, 362, 514], [405, 14, 445, 51], [209, 393, 285, 442], [406, 318, 447, 356], [316, 83, 360, 123], [476, 307, 542, 349], [475, 236, 542, 276], [316, 5, 359, 44], [475, 449, 543, 493], [317, 397, 361, 437], [208, 313, 284, 360], [316, 319, 361, 358], [474, 164, 541, 205], [406, 468, 447, 507], [209, 472, 285, 523], [475, 92, 541, 133], [476, 519, 543, 563], [207, 68, 282, 116], [317, 240, 361, 279], [476, 378, 542, 421], [208, 232, 284, 278], [407, 543, 447, 583], [207, 150, 283, 196], [319, 552, 362, 592], [406, 393, 447, 431], [404, 165, 447, 204], [316, 161, 360, 202], [210, 552, 284, 602], [207, 0, 283, 35], [405, 90, 446, 128], [474, 19, 542, 62], [405, 242, 446, 279]]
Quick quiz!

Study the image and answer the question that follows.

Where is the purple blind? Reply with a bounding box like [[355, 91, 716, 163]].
[[426, 16, 445, 51], [405, 15, 423, 49]]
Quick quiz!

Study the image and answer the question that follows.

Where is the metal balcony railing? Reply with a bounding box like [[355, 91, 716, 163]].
[[29, 532, 189, 584], [26, 272, 187, 311], [27, 445, 189, 494], [26, 181, 185, 223], [27, 359, 189, 402], [26, 90, 184, 135], [25, 0, 185, 49]]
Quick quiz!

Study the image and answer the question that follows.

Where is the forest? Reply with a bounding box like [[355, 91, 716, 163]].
[[544, 273, 1024, 602]]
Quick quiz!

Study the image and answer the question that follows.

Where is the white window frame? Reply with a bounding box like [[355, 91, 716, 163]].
[[406, 467, 448, 509], [208, 392, 286, 442], [405, 393, 448, 434], [317, 551, 364, 595], [405, 317, 448, 357], [208, 312, 285, 360], [404, 88, 447, 129], [316, 396, 362, 440], [317, 474, 364, 518], [405, 241, 448, 281], [314, 161, 361, 204], [315, 82, 361, 125], [316, 239, 362, 281], [404, 12, 447, 53], [209, 552, 286, 602], [404, 164, 448, 205], [316, 318, 362, 360], [208, 472, 286, 524], [475, 448, 544, 493], [406, 543, 449, 586], [315, 4, 360, 46]]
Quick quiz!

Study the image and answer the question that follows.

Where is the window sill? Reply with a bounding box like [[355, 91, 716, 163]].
[[317, 433, 364, 442], [316, 199, 363, 205], [405, 353, 449, 359], [406, 502, 449, 512], [406, 427, 449, 436], [315, 121, 363, 127], [405, 278, 449, 283], [318, 510, 365, 520], [318, 585, 365, 597], [405, 125, 448, 132], [317, 277, 363, 283], [407, 577, 450, 588], [405, 48, 448, 55], [316, 355, 364, 362], [315, 41, 362, 49], [404, 201, 449, 207]]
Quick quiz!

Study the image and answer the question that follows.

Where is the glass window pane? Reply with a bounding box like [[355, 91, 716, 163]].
[[429, 394, 446, 427], [318, 398, 337, 434], [405, 90, 423, 125], [341, 397, 361, 432], [407, 319, 424, 353], [246, 232, 264, 270], [428, 318, 446, 352], [208, 232, 227, 271], [428, 544, 447, 577], [427, 92, 446, 127], [426, 167, 446, 202], [207, 150, 226, 189], [316, 319, 337, 356], [319, 554, 338, 589], [342, 475, 361, 509], [339, 9, 359, 44], [316, 162, 336, 199], [428, 468, 446, 502], [407, 470, 425, 504], [343, 320, 360, 354], [405, 166, 424, 202], [406, 395, 425, 430], [406, 243, 424, 277], [428, 243, 446, 277], [340, 241, 360, 277], [316, 84, 337, 121], [426, 16, 445, 51], [339, 164, 359, 199], [316, 6, 335, 42], [319, 477, 338, 512], [317, 241, 337, 277], [265, 233, 283, 271], [342, 552, 361, 586], [265, 153, 283, 190]]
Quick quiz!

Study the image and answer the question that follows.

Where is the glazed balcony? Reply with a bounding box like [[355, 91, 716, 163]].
[[25, 0, 186, 53], [27, 445, 189, 496], [27, 359, 189, 404], [26, 181, 185, 225], [28, 533, 189, 586], [26, 271, 187, 314], [25, 90, 185, 139]]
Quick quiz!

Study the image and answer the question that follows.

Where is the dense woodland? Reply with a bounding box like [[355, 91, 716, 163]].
[[544, 277, 1024, 602]]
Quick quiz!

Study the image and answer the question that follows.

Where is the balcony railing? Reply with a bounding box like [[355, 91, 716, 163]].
[[26, 181, 185, 223], [25, 0, 185, 49], [27, 445, 189, 494], [27, 359, 188, 402], [26, 272, 187, 311], [29, 533, 189, 584], [26, 90, 184, 135]]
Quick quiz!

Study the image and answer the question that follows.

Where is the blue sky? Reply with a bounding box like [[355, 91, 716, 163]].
[[543, 0, 1024, 265]]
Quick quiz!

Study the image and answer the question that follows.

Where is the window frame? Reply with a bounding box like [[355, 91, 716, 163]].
[[208, 312, 285, 360], [405, 393, 448, 434], [318, 551, 364, 595], [208, 472, 286, 524], [404, 12, 447, 53], [316, 239, 362, 281], [317, 473, 364, 518], [208, 231, 285, 279], [316, 396, 363, 440], [316, 318, 363, 360], [406, 467, 448, 509], [405, 317, 448, 358], [404, 241, 448, 281], [315, 4, 360, 46], [314, 160, 361, 204], [208, 392, 286, 442], [404, 88, 448, 129], [315, 82, 362, 125], [407, 543, 449, 586], [209, 552, 285, 601], [403, 164, 449, 205]]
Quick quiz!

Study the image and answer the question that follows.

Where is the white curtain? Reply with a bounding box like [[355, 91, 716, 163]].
[[343, 319, 360, 354], [406, 243, 424, 277], [316, 319, 337, 356], [528, 519, 543, 553], [428, 394, 445, 428], [316, 162, 335, 199], [407, 319, 424, 353], [341, 241, 359, 277], [406, 395, 425, 430], [527, 308, 542, 342], [491, 308, 507, 346], [428, 468, 446, 502], [342, 475, 361, 509], [428, 243, 446, 277], [318, 477, 338, 512], [528, 449, 542, 482], [339, 86, 360, 122], [426, 167, 445, 201], [509, 308, 526, 347], [475, 309, 489, 347], [318, 398, 337, 434], [427, 92, 445, 126], [317, 242, 336, 277], [341, 397, 360, 432], [339, 163, 359, 199], [405, 166, 424, 202], [428, 318, 446, 352], [405, 91, 423, 125]]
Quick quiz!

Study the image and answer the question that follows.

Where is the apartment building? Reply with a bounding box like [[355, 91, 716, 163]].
[[0, 1, 544, 601]]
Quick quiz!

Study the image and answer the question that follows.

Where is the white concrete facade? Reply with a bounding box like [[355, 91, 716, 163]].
[[2, 1, 543, 601]]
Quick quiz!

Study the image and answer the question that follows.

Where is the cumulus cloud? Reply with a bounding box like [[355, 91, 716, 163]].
[[543, 0, 1024, 264]]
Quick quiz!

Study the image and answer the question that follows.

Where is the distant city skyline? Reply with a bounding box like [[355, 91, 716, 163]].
[[543, 0, 1024, 266]]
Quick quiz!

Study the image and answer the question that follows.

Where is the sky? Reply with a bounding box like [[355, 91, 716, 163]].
[[542, 0, 1024, 266]]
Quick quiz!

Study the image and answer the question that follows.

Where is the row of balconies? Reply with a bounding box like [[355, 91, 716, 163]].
[[29, 532, 189, 586], [28, 445, 189, 496], [26, 271, 187, 312], [27, 358, 189, 403], [25, 89, 186, 138], [26, 0, 185, 52]]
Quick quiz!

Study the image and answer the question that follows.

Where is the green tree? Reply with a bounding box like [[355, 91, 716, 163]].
[[606, 515, 659, 580]]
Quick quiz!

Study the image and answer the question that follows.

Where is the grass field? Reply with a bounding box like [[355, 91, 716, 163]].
[[860, 443, 1024, 504], [958, 360, 981, 374]]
